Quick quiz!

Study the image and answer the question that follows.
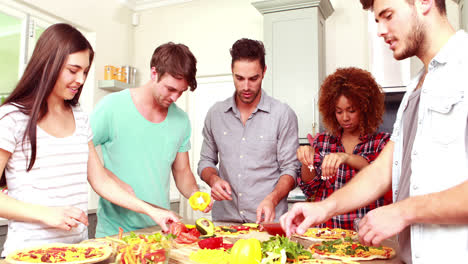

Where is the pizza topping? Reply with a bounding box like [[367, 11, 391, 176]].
[[9, 245, 110, 263], [261, 235, 312, 263], [308, 240, 395, 261]]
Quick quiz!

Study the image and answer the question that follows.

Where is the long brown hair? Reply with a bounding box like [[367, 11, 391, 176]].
[[3, 23, 94, 172]]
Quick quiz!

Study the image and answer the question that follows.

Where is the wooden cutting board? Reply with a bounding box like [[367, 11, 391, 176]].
[[169, 231, 272, 264]]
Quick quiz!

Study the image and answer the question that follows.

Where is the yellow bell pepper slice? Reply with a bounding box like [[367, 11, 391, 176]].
[[189, 191, 211, 211]]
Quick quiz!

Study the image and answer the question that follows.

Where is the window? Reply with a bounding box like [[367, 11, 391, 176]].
[[0, 2, 51, 100]]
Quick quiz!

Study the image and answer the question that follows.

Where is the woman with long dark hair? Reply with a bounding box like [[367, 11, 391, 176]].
[[0, 23, 179, 256]]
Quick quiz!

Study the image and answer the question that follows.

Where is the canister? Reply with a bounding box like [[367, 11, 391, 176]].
[[104, 65, 115, 80]]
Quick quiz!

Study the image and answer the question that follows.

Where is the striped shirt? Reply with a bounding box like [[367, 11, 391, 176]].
[[0, 104, 92, 256]]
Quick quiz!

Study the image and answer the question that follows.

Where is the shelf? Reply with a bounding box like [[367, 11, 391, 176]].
[[98, 80, 132, 92]]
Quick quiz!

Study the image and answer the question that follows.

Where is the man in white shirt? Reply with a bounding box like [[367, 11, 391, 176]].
[[280, 0, 468, 263]]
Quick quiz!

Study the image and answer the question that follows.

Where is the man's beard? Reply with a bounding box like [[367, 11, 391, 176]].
[[395, 16, 426, 60]]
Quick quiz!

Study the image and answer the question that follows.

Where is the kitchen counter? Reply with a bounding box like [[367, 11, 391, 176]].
[[114, 221, 402, 264], [0, 222, 402, 264]]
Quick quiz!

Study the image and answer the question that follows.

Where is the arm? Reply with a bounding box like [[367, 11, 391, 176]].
[[321, 153, 369, 178], [200, 167, 232, 201], [256, 174, 295, 223], [359, 177, 468, 246], [256, 105, 299, 222], [87, 141, 180, 232], [104, 167, 135, 196], [197, 107, 232, 201], [280, 141, 394, 236], [172, 151, 199, 199], [0, 149, 88, 230]]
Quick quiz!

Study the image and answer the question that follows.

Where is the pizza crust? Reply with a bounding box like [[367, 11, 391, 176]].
[[5, 243, 113, 264]]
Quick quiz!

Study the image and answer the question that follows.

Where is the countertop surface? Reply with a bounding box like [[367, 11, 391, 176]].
[[0, 221, 402, 264]]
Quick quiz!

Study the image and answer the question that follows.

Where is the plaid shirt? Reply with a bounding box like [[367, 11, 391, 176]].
[[298, 131, 392, 230]]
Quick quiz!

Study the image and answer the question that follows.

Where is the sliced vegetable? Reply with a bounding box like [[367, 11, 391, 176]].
[[196, 218, 215, 236], [242, 223, 259, 228], [198, 237, 224, 249], [189, 192, 211, 211], [221, 227, 238, 233], [230, 238, 262, 264]]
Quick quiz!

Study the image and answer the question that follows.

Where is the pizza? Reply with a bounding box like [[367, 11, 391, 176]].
[[308, 238, 396, 261], [5, 243, 112, 264], [300, 259, 359, 264], [295, 227, 357, 242], [214, 224, 259, 237]]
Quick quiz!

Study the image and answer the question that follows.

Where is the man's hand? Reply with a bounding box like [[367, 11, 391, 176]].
[[280, 202, 332, 237], [41, 206, 88, 231], [256, 196, 276, 223], [147, 208, 181, 233], [358, 203, 408, 246], [210, 177, 232, 201], [202, 198, 214, 213], [296, 145, 314, 166], [321, 153, 348, 179]]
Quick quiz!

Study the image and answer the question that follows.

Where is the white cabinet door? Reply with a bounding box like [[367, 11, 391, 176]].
[[263, 7, 326, 144]]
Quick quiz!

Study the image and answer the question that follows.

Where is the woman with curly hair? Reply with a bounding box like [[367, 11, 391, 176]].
[[296, 67, 391, 229]]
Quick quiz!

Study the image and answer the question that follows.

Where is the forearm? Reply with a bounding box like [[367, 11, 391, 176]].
[[400, 180, 468, 225], [266, 175, 295, 206], [324, 142, 394, 216], [90, 169, 152, 214], [200, 167, 220, 187], [174, 170, 199, 199], [0, 192, 50, 224], [345, 154, 370, 170], [88, 143, 152, 215]]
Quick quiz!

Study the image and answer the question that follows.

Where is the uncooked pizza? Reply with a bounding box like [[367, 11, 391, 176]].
[[295, 227, 357, 242], [5, 243, 112, 264], [308, 238, 395, 261]]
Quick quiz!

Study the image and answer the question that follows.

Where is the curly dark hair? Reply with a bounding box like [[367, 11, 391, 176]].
[[360, 0, 446, 15], [319, 67, 385, 136], [230, 38, 266, 71]]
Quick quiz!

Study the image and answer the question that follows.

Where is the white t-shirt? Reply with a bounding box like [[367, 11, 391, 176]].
[[0, 104, 92, 256]]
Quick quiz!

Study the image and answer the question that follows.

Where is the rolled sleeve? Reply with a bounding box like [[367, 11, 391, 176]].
[[197, 107, 220, 176], [276, 104, 300, 182]]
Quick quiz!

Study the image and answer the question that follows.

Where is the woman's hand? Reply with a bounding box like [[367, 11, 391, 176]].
[[321, 153, 349, 179], [41, 206, 88, 231], [296, 146, 314, 166]]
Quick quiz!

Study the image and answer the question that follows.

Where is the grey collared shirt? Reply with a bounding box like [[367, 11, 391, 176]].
[[197, 90, 300, 222]]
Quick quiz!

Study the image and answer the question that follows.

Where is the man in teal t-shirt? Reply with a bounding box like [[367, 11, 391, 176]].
[[91, 42, 211, 237]]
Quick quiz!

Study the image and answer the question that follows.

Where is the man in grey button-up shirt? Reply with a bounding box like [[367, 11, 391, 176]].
[[197, 38, 300, 223]]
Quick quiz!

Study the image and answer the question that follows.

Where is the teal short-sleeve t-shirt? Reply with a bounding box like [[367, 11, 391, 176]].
[[91, 89, 191, 237]]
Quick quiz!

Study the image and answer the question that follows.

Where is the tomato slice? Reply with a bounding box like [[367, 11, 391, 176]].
[[144, 249, 166, 262], [169, 222, 187, 237], [198, 237, 223, 249]]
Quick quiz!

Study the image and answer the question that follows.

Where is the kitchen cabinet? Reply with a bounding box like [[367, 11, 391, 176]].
[[253, 0, 334, 144]]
